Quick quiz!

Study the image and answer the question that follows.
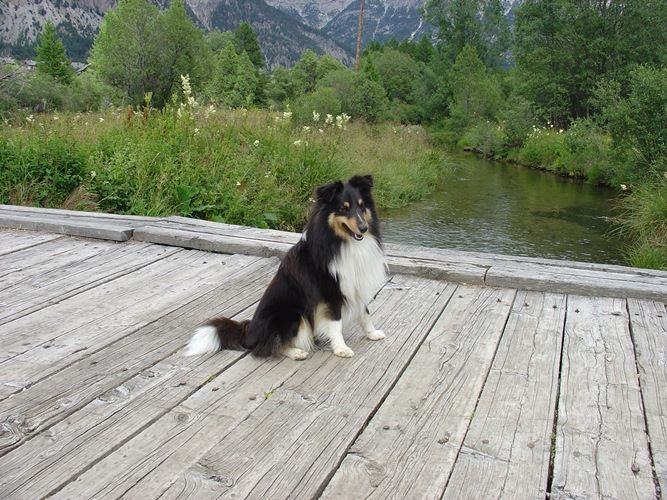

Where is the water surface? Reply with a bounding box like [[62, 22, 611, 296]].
[[382, 154, 626, 264]]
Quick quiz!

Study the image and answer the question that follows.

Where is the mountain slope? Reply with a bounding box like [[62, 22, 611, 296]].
[[0, 0, 351, 66]]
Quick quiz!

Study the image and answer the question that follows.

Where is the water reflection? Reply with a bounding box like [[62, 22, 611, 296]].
[[381, 154, 626, 264]]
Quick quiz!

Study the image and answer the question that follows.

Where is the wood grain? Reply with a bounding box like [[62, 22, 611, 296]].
[[0, 257, 277, 457], [0, 229, 60, 256], [550, 296, 654, 500], [321, 286, 515, 500], [52, 276, 457, 499], [627, 298, 667, 494], [442, 291, 566, 499]]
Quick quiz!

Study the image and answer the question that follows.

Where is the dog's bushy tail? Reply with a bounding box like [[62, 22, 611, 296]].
[[184, 317, 250, 356]]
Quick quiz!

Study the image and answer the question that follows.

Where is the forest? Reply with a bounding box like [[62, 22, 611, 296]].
[[0, 0, 665, 268]]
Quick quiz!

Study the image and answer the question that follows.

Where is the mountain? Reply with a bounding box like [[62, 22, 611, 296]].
[[0, 0, 352, 67], [266, 0, 431, 51]]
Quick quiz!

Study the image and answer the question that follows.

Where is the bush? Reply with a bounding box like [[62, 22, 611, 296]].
[[459, 121, 507, 158], [349, 76, 388, 124], [518, 127, 568, 172], [556, 119, 613, 183], [292, 87, 342, 125]]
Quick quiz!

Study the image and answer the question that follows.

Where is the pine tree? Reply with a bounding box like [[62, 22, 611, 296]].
[[35, 21, 74, 84], [234, 23, 265, 70]]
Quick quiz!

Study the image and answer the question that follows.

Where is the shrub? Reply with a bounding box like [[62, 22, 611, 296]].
[[459, 121, 507, 158], [292, 87, 342, 125], [518, 126, 568, 172]]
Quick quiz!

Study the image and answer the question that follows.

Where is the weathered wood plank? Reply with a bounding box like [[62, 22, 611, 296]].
[[133, 225, 293, 259], [0, 241, 180, 326], [628, 298, 667, 494], [0, 252, 258, 398], [0, 307, 255, 499], [442, 291, 566, 499], [486, 262, 667, 302], [322, 286, 515, 500], [550, 296, 654, 500], [0, 229, 61, 256], [0, 238, 132, 295], [0, 256, 277, 457], [0, 236, 108, 282], [0, 213, 134, 241], [0, 204, 157, 225], [51, 276, 457, 499]]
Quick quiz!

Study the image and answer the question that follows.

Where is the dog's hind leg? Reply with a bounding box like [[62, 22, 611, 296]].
[[316, 304, 353, 358], [280, 317, 313, 361], [359, 306, 385, 341]]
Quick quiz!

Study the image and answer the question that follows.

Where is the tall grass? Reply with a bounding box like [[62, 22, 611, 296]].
[[615, 179, 667, 270], [0, 106, 447, 231]]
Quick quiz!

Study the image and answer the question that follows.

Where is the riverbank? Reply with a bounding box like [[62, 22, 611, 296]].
[[0, 108, 446, 231]]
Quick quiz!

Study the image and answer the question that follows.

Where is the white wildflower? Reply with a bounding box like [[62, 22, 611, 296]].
[[253, 140, 260, 146], [620, 184, 628, 191], [558, 129, 564, 133], [336, 115, 343, 128], [90, 170, 97, 179], [318, 129, 323, 134], [283, 111, 292, 121], [26, 115, 34, 123], [98, 117, 104, 123], [194, 128, 199, 135], [236, 181, 241, 186], [312, 111, 320, 122], [53, 115, 59, 121], [293, 140, 303, 146], [302, 126, 311, 132], [325, 114, 333, 125]]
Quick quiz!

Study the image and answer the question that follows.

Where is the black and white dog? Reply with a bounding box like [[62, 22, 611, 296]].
[[185, 175, 387, 360]]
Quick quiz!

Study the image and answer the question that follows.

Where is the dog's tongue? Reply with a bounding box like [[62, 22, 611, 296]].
[[353, 233, 364, 241]]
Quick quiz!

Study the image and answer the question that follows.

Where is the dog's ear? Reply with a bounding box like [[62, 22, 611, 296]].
[[348, 175, 373, 193], [316, 181, 343, 203]]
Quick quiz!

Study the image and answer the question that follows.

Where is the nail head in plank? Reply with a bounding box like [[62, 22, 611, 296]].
[[627, 298, 667, 494], [322, 286, 516, 500], [443, 291, 566, 499], [551, 296, 654, 500]]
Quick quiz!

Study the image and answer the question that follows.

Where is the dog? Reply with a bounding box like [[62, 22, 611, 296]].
[[184, 175, 387, 360]]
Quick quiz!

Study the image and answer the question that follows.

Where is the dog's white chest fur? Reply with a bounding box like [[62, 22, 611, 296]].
[[328, 236, 386, 313]]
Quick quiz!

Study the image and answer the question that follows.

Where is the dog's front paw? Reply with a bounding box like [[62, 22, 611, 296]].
[[366, 329, 385, 341], [333, 346, 355, 358]]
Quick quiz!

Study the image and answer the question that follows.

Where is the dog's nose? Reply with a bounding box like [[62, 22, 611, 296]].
[[359, 222, 368, 233]]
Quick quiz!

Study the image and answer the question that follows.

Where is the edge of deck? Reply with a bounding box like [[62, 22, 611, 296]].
[[1, 204, 666, 301]]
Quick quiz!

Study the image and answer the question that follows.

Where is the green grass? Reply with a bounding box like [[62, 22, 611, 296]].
[[615, 179, 667, 270], [0, 107, 448, 231]]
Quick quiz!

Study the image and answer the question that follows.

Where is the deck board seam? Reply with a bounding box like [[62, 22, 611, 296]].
[[0, 246, 183, 327], [0, 267, 264, 457], [312, 281, 460, 499], [0, 234, 63, 257], [438, 289, 519, 499], [544, 294, 568, 499], [43, 341, 255, 498], [626, 299, 663, 500]]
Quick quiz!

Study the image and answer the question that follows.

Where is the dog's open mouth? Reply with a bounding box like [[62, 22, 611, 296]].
[[343, 224, 364, 241]]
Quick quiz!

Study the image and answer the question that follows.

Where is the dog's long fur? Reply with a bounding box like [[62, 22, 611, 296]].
[[184, 175, 387, 360]]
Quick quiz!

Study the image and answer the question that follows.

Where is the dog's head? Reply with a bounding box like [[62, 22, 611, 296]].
[[315, 175, 377, 242]]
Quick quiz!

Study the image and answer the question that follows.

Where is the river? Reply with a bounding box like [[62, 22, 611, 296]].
[[381, 153, 626, 265]]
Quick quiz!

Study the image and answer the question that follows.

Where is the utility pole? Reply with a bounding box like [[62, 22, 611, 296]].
[[354, 0, 365, 70]]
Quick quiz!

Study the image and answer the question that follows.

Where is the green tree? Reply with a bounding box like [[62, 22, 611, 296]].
[[291, 50, 320, 94], [155, 0, 210, 105], [448, 45, 504, 130], [35, 21, 74, 84], [91, 0, 209, 107], [90, 0, 162, 105], [234, 23, 265, 70], [207, 40, 258, 108], [514, 0, 667, 124], [373, 49, 421, 102], [349, 74, 388, 123], [426, 0, 510, 67]]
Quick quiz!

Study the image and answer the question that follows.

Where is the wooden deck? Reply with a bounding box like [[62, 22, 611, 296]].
[[0, 206, 666, 499]]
